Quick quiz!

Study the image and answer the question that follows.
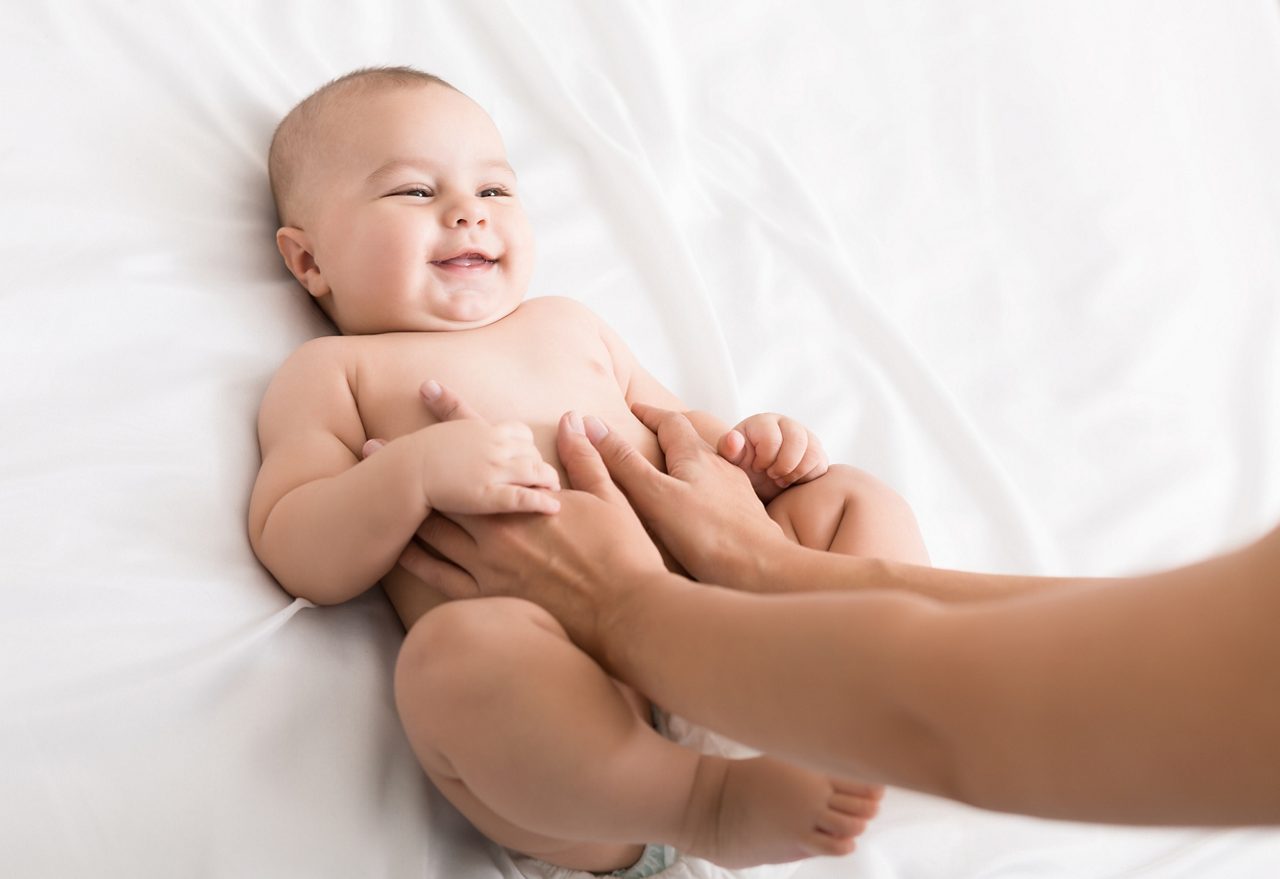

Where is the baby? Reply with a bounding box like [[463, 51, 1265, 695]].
[[250, 67, 928, 878]]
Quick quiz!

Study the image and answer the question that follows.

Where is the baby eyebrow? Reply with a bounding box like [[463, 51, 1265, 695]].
[[365, 158, 516, 184]]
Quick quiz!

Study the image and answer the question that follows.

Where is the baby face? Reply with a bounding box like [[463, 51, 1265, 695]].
[[281, 84, 534, 334]]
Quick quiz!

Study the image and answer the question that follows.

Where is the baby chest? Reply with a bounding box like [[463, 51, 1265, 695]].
[[351, 330, 626, 444]]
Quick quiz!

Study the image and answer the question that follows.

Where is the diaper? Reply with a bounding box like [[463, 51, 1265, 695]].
[[505, 709, 800, 879], [508, 844, 800, 879], [508, 842, 676, 879]]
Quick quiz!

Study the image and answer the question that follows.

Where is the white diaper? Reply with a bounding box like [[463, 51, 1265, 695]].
[[508, 847, 800, 879], [507, 845, 791, 879], [505, 710, 800, 879]]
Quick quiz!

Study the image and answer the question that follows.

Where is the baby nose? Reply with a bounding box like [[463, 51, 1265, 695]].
[[446, 197, 487, 228]]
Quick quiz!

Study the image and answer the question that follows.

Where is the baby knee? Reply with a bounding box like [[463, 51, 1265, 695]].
[[396, 598, 558, 693], [819, 464, 907, 511], [768, 463, 921, 553], [770, 464, 899, 517], [394, 599, 561, 763]]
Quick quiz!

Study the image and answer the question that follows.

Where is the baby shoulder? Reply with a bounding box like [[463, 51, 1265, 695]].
[[272, 335, 358, 380], [259, 336, 358, 423], [523, 296, 621, 349], [525, 294, 602, 326]]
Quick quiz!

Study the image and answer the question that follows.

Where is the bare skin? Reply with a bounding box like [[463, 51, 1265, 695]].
[[394, 596, 880, 870], [408, 404, 1280, 828], [250, 302, 898, 870], [252, 80, 911, 872]]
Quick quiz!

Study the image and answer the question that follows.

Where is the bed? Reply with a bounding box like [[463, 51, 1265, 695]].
[[3, 1, 1279, 876]]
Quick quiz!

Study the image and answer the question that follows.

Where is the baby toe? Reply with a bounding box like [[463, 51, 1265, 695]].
[[805, 829, 858, 857], [830, 792, 881, 819], [818, 810, 867, 838], [832, 778, 884, 798]]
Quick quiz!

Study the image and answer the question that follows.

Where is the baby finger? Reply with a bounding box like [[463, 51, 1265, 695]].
[[513, 458, 561, 491], [792, 458, 829, 486], [494, 420, 536, 443], [744, 424, 783, 472], [766, 419, 808, 479], [793, 445, 828, 481], [489, 485, 561, 515]]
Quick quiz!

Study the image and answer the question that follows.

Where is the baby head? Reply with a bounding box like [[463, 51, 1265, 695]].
[[269, 66, 534, 334]]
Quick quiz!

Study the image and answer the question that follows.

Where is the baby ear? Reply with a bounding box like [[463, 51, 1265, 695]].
[[275, 227, 331, 299]]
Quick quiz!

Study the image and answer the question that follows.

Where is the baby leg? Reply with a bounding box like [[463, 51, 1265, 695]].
[[766, 463, 929, 564], [394, 597, 880, 872]]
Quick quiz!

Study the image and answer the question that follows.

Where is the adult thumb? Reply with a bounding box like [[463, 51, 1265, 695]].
[[555, 412, 624, 501], [581, 415, 664, 502], [419, 380, 485, 422]]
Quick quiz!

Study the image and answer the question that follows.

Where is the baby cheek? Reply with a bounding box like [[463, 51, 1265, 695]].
[[506, 224, 537, 281], [362, 232, 423, 285]]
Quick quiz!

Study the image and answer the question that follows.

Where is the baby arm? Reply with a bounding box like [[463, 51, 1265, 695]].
[[591, 314, 731, 450], [248, 340, 558, 606]]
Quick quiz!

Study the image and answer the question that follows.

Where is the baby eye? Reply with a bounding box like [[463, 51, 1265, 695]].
[[396, 188, 433, 198], [479, 187, 511, 198]]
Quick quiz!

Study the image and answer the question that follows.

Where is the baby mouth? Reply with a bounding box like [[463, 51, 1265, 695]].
[[431, 252, 497, 268]]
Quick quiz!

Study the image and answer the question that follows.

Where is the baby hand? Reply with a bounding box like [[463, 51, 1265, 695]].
[[417, 418, 562, 515], [365, 380, 561, 515], [717, 412, 828, 500]]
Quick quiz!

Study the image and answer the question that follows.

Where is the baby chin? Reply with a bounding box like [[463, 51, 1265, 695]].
[[434, 288, 520, 328]]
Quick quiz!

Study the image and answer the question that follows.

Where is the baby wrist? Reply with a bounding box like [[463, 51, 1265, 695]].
[[406, 428, 447, 509]]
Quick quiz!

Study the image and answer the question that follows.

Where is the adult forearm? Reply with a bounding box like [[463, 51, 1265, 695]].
[[254, 437, 428, 604], [598, 572, 950, 791], [912, 544, 1280, 825], [599, 532, 1280, 825], [750, 542, 1102, 603]]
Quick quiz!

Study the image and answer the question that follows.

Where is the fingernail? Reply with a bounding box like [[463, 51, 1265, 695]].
[[583, 415, 609, 443], [422, 380, 442, 400], [566, 411, 585, 435]]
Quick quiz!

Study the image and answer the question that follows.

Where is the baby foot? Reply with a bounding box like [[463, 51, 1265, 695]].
[[676, 754, 883, 868]]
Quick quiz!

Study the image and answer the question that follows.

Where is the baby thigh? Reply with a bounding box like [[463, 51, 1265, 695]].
[[765, 463, 929, 564], [393, 597, 691, 873]]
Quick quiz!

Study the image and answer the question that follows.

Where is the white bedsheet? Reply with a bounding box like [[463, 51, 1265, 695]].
[[3, 1, 1279, 876]]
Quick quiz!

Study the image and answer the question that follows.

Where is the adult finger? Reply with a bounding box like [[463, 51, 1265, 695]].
[[420, 379, 485, 422], [628, 403, 715, 473], [629, 401, 683, 434], [414, 512, 481, 569], [554, 411, 626, 502], [581, 414, 668, 501], [397, 543, 479, 599]]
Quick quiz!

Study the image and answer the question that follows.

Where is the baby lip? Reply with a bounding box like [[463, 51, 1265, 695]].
[[431, 250, 496, 266]]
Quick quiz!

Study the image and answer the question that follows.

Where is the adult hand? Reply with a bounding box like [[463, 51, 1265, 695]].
[[585, 403, 792, 588], [368, 398, 670, 653]]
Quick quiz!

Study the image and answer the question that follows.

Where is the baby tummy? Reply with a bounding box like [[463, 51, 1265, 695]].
[[384, 408, 664, 632], [385, 409, 674, 632]]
